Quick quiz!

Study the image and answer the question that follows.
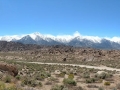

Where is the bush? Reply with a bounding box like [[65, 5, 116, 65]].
[[77, 86, 84, 90], [35, 73, 46, 81], [104, 81, 110, 86], [0, 81, 5, 90], [59, 72, 65, 77], [51, 84, 64, 90], [4, 75, 11, 83], [0, 81, 23, 90], [83, 72, 90, 78], [86, 78, 95, 83], [68, 74, 74, 79], [96, 72, 112, 79], [63, 78, 76, 86], [38, 82, 42, 87], [21, 77, 29, 86], [7, 85, 23, 90], [16, 75, 21, 80], [98, 87, 104, 90]]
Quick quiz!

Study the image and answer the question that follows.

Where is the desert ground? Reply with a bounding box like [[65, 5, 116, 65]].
[[0, 44, 120, 90]]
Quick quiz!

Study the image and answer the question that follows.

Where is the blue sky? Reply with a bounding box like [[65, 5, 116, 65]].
[[0, 0, 120, 37]]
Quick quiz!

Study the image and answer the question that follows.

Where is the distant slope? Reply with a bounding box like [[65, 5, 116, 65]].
[[0, 32, 120, 49], [0, 41, 42, 51]]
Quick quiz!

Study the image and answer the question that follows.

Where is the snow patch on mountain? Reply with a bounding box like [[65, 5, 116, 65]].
[[0, 35, 24, 41], [105, 37, 120, 44], [0, 31, 120, 44]]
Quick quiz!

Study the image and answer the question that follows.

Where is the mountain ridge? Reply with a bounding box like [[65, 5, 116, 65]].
[[0, 32, 120, 49]]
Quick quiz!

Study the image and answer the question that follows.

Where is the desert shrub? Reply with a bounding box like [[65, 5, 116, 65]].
[[59, 72, 66, 77], [0, 81, 5, 90], [0, 81, 23, 90], [86, 78, 95, 83], [96, 72, 112, 79], [28, 79, 38, 87], [7, 85, 18, 90], [49, 77, 57, 82], [21, 77, 29, 86], [68, 74, 74, 79], [104, 81, 110, 86], [4, 75, 11, 83], [63, 78, 76, 86], [98, 87, 104, 90], [35, 73, 46, 81], [38, 82, 42, 87], [21, 77, 41, 87], [83, 72, 90, 78], [16, 75, 21, 80], [46, 72, 51, 77], [45, 81, 52, 85], [76, 86, 84, 90], [51, 84, 64, 90], [98, 79, 103, 83], [99, 73, 107, 79]]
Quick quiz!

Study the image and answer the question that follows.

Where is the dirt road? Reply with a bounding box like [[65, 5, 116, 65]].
[[28, 62, 120, 72]]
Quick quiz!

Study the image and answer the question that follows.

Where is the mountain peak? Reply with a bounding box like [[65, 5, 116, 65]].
[[0, 32, 120, 49]]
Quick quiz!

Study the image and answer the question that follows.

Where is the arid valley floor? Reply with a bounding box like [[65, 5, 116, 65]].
[[1, 42, 120, 90]]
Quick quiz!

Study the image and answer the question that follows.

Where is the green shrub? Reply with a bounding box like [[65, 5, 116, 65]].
[[0, 81, 5, 90], [16, 75, 21, 80], [21, 77, 29, 86], [86, 78, 95, 83], [4, 75, 11, 83], [0, 81, 23, 90], [38, 82, 42, 87], [98, 87, 104, 90], [83, 72, 90, 78], [63, 78, 76, 86], [46, 73, 51, 77], [30, 80, 38, 87], [51, 84, 64, 90], [36, 76, 44, 81], [7, 86, 18, 90]]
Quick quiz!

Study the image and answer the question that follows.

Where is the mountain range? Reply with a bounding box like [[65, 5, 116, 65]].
[[0, 32, 120, 49]]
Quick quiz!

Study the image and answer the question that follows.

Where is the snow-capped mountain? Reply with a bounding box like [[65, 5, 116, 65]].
[[1, 31, 120, 49]]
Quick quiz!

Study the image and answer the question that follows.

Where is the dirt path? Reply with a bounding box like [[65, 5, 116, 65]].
[[28, 62, 120, 72]]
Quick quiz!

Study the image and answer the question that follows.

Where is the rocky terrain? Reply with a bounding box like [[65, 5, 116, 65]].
[[0, 41, 42, 51], [0, 63, 18, 76], [0, 41, 120, 63], [1, 41, 120, 90]]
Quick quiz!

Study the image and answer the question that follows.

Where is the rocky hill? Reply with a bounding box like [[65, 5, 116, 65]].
[[0, 41, 42, 51], [0, 41, 120, 63]]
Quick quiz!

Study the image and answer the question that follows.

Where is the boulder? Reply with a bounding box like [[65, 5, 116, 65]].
[[0, 63, 18, 77]]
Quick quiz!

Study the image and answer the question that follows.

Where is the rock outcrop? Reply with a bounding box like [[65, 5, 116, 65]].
[[0, 63, 18, 77]]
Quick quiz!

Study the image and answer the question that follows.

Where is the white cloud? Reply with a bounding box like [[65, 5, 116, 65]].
[[73, 31, 81, 37]]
